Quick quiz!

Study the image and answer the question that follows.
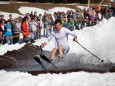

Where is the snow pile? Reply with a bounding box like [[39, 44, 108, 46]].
[[0, 70, 115, 86], [18, 7, 48, 16], [0, 1, 10, 4], [48, 7, 75, 13]]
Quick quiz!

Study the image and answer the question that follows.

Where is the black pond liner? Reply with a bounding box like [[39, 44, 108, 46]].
[[0, 43, 115, 75]]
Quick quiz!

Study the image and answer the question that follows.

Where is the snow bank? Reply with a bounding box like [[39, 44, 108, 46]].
[[0, 70, 115, 86]]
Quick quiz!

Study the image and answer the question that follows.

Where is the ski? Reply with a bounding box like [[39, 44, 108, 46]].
[[40, 54, 59, 69], [34, 55, 47, 69]]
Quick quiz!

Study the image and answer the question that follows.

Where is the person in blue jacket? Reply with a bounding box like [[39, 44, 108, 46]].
[[4, 20, 13, 45]]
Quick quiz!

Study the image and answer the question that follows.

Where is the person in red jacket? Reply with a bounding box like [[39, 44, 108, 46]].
[[21, 16, 30, 43]]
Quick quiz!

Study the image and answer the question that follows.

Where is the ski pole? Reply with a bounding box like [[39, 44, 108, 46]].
[[75, 41, 104, 62]]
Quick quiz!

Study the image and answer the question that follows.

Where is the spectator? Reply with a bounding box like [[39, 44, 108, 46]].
[[34, 11, 37, 18], [48, 14, 54, 35], [42, 12, 49, 37], [12, 18, 21, 44], [36, 19, 42, 39], [0, 20, 4, 44], [37, 14, 42, 21], [4, 20, 13, 45], [8, 14, 13, 22], [0, 15, 2, 20], [21, 16, 30, 43], [29, 17, 37, 43], [30, 11, 34, 19], [62, 16, 68, 28], [1, 15, 6, 23]]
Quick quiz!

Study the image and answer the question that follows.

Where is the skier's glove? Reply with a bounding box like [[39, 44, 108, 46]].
[[73, 36, 77, 42]]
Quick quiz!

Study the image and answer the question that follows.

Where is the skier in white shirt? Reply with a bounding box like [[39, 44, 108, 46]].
[[43, 19, 77, 61]]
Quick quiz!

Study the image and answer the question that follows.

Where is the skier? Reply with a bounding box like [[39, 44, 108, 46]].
[[43, 19, 77, 61]]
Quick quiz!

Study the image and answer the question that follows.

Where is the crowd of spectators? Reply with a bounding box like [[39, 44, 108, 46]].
[[0, 5, 115, 45]]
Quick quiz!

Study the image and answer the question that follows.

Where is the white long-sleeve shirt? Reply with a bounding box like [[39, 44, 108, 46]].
[[48, 27, 76, 48]]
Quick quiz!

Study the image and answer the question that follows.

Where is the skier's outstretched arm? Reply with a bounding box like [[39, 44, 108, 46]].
[[65, 29, 77, 42], [43, 33, 54, 46]]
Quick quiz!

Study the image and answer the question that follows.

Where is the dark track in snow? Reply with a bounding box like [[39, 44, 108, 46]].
[[0, 44, 114, 75]]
